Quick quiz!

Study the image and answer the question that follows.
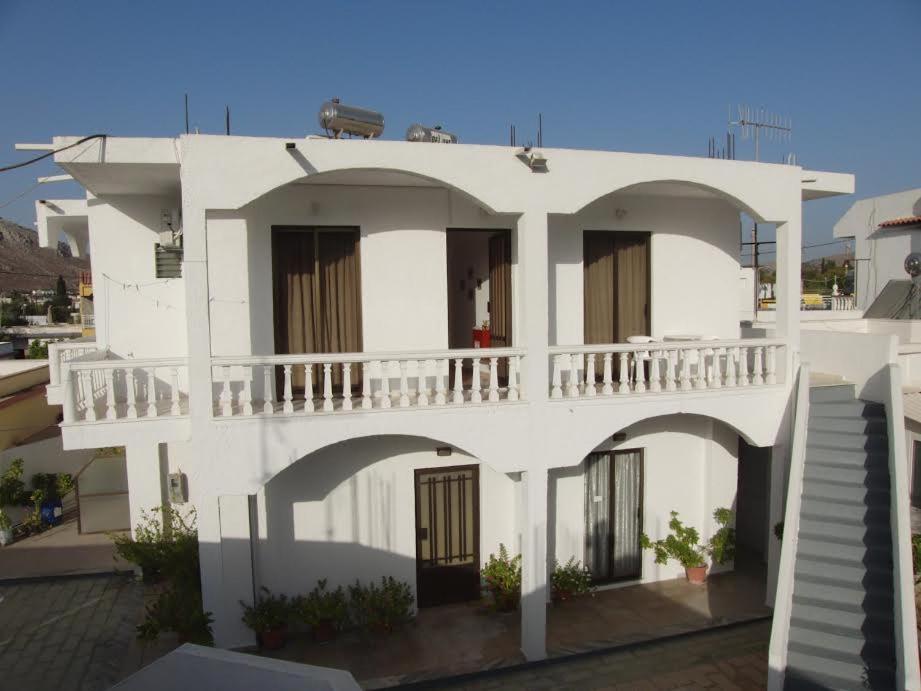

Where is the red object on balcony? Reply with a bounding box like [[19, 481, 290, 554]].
[[472, 328, 491, 348]]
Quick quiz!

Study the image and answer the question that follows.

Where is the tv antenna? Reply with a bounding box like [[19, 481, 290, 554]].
[[729, 105, 791, 162]]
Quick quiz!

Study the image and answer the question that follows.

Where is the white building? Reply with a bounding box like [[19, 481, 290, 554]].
[[28, 131, 865, 669]]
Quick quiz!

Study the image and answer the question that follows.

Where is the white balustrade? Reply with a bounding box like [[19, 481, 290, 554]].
[[549, 339, 784, 399], [208, 348, 526, 417]]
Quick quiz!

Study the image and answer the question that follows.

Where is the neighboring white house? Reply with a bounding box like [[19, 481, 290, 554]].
[[28, 131, 855, 662], [833, 186, 921, 311]]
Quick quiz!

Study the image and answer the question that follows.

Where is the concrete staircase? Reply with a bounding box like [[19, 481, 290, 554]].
[[784, 383, 897, 690]]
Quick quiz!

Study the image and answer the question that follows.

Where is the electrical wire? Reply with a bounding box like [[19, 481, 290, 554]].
[[0, 135, 107, 174], [0, 181, 43, 210]]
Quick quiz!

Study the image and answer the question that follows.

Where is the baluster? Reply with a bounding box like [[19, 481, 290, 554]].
[[738, 347, 750, 386], [123, 368, 137, 419], [417, 360, 429, 407], [634, 352, 647, 393], [551, 355, 563, 399], [470, 358, 482, 403], [341, 362, 352, 410], [567, 354, 580, 398], [765, 345, 777, 385], [711, 348, 723, 389], [262, 365, 274, 414], [435, 359, 448, 405], [398, 361, 410, 407], [145, 367, 158, 417], [695, 349, 707, 389], [452, 358, 464, 404], [81, 370, 97, 421], [508, 355, 520, 401], [725, 347, 738, 387], [380, 361, 392, 408], [649, 352, 661, 392], [62, 366, 76, 423], [241, 367, 253, 416], [665, 350, 677, 392], [584, 353, 596, 396], [488, 357, 499, 402], [323, 363, 334, 411], [105, 368, 117, 420], [361, 362, 373, 409], [618, 352, 630, 393], [302, 364, 314, 412], [171, 367, 181, 416], [752, 347, 764, 385], [282, 364, 294, 414], [219, 365, 232, 416], [602, 353, 614, 395]]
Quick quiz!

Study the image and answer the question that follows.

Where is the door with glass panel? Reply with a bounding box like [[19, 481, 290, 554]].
[[584, 449, 644, 582], [415, 465, 480, 607]]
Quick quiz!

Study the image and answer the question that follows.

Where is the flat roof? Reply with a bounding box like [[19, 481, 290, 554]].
[[0, 359, 48, 378]]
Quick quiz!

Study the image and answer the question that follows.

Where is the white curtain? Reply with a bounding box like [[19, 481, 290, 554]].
[[584, 450, 643, 581]]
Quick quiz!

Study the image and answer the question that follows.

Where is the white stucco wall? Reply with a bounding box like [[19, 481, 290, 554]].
[[550, 415, 740, 584], [549, 194, 742, 345], [251, 436, 519, 600]]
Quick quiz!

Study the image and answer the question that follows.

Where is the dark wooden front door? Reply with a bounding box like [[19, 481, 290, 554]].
[[414, 465, 480, 607]]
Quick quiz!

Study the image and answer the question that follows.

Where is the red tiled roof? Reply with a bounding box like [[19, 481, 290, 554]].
[[879, 215, 921, 228]]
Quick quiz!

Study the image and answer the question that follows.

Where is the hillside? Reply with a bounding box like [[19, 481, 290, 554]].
[[0, 218, 90, 293]]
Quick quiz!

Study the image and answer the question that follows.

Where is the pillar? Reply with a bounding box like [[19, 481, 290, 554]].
[[516, 210, 550, 400], [774, 209, 802, 381], [520, 467, 549, 661], [125, 442, 165, 538], [198, 494, 257, 648]]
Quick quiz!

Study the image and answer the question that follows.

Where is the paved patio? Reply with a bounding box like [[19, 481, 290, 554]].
[[260, 564, 770, 688]]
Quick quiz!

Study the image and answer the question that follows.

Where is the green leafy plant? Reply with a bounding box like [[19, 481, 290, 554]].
[[347, 577, 414, 633], [0, 510, 11, 531], [241, 587, 291, 634], [774, 521, 784, 541], [138, 586, 213, 645], [0, 459, 28, 508], [293, 579, 349, 631], [912, 534, 921, 581], [26, 339, 48, 359], [708, 508, 736, 566], [551, 557, 594, 601], [641, 511, 707, 569], [481, 544, 522, 611]]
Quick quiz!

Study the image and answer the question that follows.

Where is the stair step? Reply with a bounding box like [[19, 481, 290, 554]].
[[788, 625, 895, 664], [791, 597, 893, 628], [786, 650, 894, 691], [790, 615, 895, 643], [795, 554, 893, 586], [798, 517, 891, 545], [793, 578, 893, 610], [806, 431, 888, 453], [802, 478, 891, 504], [809, 384, 858, 403], [804, 447, 889, 470], [796, 536, 891, 566], [800, 496, 891, 522], [807, 416, 887, 435], [793, 570, 895, 598], [809, 401, 886, 419], [799, 510, 889, 530]]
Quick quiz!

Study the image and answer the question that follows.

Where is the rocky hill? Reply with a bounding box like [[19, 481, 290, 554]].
[[0, 218, 90, 293]]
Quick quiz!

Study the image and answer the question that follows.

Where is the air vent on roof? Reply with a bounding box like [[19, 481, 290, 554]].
[[155, 244, 183, 278]]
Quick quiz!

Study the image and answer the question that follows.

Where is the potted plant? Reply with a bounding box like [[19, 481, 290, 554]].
[[0, 510, 11, 546], [294, 579, 349, 643], [240, 587, 291, 650], [0, 459, 27, 546], [481, 544, 521, 611], [347, 577, 414, 634], [708, 508, 736, 570], [641, 511, 709, 584], [551, 557, 595, 602]]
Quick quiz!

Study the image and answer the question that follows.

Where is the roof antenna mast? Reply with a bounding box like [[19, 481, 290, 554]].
[[729, 104, 792, 162]]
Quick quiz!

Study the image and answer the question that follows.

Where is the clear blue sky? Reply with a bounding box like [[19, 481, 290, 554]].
[[1, 0, 919, 261]]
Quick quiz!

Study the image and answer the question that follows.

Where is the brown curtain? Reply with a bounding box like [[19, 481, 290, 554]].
[[583, 231, 616, 344], [272, 227, 362, 392], [614, 234, 649, 341], [489, 231, 512, 379]]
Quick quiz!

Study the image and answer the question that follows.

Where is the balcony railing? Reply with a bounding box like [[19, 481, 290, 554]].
[[48, 339, 100, 389], [549, 338, 784, 399], [62, 351, 189, 423], [210, 348, 525, 417]]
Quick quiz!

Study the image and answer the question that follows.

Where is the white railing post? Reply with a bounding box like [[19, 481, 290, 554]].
[[551, 355, 563, 399], [694, 349, 707, 390], [361, 362, 372, 409], [634, 355, 647, 393], [220, 365, 233, 416], [470, 358, 482, 403], [452, 358, 464, 405], [303, 364, 314, 412], [241, 368, 253, 416], [145, 366, 158, 417], [567, 354, 580, 398], [766, 345, 777, 385], [282, 364, 294, 414], [435, 359, 448, 405], [618, 352, 630, 394], [602, 353, 614, 395], [584, 353, 596, 396], [417, 360, 429, 407], [508, 355, 520, 401], [62, 364, 76, 423], [711, 348, 722, 389], [341, 362, 352, 411], [171, 367, 182, 416], [398, 360, 410, 407], [753, 347, 764, 385], [125, 368, 137, 419], [739, 346, 750, 386], [323, 363, 334, 411], [679, 348, 692, 391], [488, 358, 499, 402], [104, 368, 117, 420], [380, 361, 392, 408], [665, 350, 677, 392], [725, 347, 737, 387], [262, 365, 274, 414], [649, 352, 661, 392]]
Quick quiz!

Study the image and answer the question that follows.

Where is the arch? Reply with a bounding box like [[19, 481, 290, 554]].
[[569, 178, 769, 223]]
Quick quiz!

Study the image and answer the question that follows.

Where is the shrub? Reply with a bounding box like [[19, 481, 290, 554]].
[[773, 521, 784, 541], [481, 544, 522, 611], [348, 577, 414, 633], [26, 339, 48, 359], [551, 557, 594, 601], [912, 534, 921, 580], [241, 587, 291, 634], [641, 511, 707, 569], [0, 459, 28, 508], [293, 579, 349, 631], [139, 586, 213, 645], [708, 508, 736, 566]]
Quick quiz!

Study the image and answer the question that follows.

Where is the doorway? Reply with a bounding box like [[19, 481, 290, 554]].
[[583, 231, 650, 344], [414, 465, 480, 607], [271, 226, 362, 390], [584, 449, 644, 582]]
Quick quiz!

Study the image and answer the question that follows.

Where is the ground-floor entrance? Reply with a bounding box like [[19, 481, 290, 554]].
[[414, 464, 480, 607]]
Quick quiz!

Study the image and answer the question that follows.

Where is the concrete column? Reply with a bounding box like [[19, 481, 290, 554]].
[[125, 443, 165, 538], [774, 208, 802, 380], [520, 467, 548, 661], [516, 210, 550, 401], [198, 494, 257, 648]]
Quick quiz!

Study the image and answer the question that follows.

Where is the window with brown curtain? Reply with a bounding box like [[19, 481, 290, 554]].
[[489, 231, 513, 380], [583, 231, 650, 344], [272, 227, 363, 391]]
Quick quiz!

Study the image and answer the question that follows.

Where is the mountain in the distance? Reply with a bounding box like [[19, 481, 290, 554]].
[[0, 217, 90, 293]]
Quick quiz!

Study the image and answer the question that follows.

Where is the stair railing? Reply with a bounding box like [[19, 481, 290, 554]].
[[767, 362, 811, 691], [884, 363, 921, 691]]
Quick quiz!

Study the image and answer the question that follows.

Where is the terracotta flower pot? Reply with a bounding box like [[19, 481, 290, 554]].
[[258, 627, 287, 650], [685, 565, 708, 585]]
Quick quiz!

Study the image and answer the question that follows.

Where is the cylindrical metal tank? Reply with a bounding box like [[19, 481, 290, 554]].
[[405, 124, 458, 144], [318, 99, 384, 139]]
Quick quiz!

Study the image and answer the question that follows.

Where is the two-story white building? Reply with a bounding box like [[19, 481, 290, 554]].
[[30, 130, 854, 663]]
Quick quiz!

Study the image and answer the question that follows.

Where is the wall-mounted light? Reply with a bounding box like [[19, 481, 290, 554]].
[[515, 147, 548, 172], [612, 432, 627, 443], [436, 447, 452, 457], [285, 142, 296, 150]]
